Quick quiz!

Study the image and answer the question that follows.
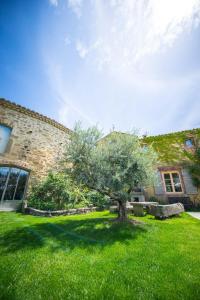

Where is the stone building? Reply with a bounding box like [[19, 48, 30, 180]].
[[0, 98, 71, 210], [0, 98, 199, 211], [103, 129, 200, 208], [143, 129, 200, 207]]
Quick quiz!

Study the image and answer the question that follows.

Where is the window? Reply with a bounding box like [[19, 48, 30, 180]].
[[162, 171, 183, 193], [0, 124, 12, 153], [0, 167, 29, 202], [185, 139, 193, 148], [134, 197, 139, 202]]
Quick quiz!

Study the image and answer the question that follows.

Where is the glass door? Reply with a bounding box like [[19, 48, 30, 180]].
[[0, 167, 10, 204], [0, 167, 29, 204]]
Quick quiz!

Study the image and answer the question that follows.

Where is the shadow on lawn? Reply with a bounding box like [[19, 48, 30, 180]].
[[0, 217, 147, 253]]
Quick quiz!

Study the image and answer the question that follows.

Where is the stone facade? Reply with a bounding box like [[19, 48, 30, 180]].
[[0, 98, 71, 209], [102, 129, 200, 207], [143, 129, 200, 207], [1, 98, 199, 210]]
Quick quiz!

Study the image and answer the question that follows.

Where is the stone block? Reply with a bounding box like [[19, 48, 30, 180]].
[[133, 205, 145, 217], [149, 203, 184, 219]]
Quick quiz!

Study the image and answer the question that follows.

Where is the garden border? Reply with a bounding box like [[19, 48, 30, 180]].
[[25, 206, 103, 217]]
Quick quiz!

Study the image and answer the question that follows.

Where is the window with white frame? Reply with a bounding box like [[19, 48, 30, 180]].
[[162, 171, 183, 193], [0, 124, 12, 154]]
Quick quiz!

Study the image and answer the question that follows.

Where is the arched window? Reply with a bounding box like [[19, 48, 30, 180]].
[[0, 167, 29, 202], [0, 124, 12, 153]]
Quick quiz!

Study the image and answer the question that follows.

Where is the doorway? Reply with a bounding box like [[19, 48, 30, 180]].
[[0, 166, 29, 210]]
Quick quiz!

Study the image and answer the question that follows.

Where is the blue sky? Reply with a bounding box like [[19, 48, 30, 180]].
[[0, 0, 200, 135]]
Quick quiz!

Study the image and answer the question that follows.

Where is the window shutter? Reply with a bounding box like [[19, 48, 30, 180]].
[[154, 171, 164, 195], [181, 168, 198, 194]]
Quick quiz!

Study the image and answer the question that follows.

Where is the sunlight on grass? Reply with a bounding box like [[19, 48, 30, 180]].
[[0, 211, 200, 300]]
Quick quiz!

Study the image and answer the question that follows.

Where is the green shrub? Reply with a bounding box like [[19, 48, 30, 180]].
[[28, 172, 109, 211], [28, 173, 71, 210], [86, 190, 110, 208]]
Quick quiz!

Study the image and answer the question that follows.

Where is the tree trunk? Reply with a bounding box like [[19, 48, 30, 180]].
[[117, 200, 128, 222]]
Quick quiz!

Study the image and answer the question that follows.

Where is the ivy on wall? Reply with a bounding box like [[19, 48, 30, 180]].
[[143, 128, 200, 165], [102, 128, 200, 166]]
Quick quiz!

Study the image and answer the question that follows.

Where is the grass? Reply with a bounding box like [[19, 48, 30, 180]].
[[0, 211, 200, 300]]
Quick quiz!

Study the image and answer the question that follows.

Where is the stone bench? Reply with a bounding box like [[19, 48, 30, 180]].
[[131, 202, 158, 217], [132, 204, 145, 217], [109, 202, 158, 216], [149, 203, 184, 219]]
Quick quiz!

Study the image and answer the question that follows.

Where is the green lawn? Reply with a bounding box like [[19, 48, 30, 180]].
[[0, 211, 200, 300]]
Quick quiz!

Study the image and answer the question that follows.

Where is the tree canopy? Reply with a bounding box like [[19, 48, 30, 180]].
[[64, 124, 157, 221]]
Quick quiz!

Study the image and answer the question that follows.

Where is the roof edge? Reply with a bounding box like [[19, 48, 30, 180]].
[[102, 128, 200, 141], [0, 98, 72, 134], [143, 128, 200, 140]]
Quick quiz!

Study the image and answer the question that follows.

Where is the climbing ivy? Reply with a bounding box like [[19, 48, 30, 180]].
[[102, 128, 200, 165], [143, 128, 200, 165]]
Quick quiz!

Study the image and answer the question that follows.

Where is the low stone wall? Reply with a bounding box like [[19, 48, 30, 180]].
[[25, 206, 101, 217]]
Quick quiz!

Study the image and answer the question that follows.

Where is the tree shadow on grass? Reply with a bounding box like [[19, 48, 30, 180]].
[[0, 216, 148, 254]]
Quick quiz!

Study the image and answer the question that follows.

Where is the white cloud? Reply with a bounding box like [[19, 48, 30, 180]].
[[49, 0, 58, 7], [43, 0, 200, 134], [76, 39, 101, 59], [64, 36, 71, 46], [71, 0, 200, 73], [68, 0, 83, 18], [76, 40, 89, 58]]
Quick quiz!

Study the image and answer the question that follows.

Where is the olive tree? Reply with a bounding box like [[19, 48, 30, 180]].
[[64, 123, 157, 221]]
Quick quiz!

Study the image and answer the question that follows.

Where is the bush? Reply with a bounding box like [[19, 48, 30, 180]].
[[148, 196, 158, 202], [86, 190, 110, 208], [28, 173, 71, 210], [28, 172, 109, 211], [68, 185, 90, 208]]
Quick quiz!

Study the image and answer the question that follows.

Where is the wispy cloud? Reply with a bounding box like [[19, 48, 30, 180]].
[[76, 40, 89, 58], [49, 0, 59, 7], [44, 57, 95, 127], [73, 0, 200, 73], [68, 0, 83, 18], [64, 36, 71, 46], [43, 0, 200, 134]]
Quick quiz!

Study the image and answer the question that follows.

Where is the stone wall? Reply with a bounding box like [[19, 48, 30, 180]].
[[25, 206, 101, 217], [0, 99, 71, 192]]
